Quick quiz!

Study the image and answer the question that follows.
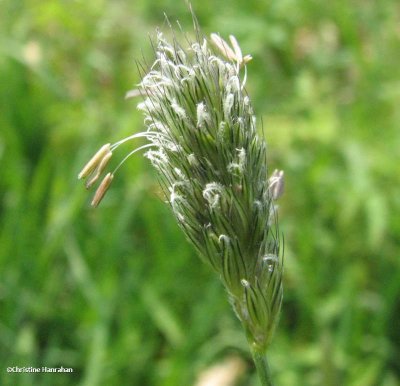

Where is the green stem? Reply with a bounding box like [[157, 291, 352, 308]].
[[251, 347, 275, 386]]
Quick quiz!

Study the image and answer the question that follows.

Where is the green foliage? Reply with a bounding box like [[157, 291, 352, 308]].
[[1, 0, 399, 385]]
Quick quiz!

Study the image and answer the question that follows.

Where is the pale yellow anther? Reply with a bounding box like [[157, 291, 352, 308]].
[[211, 33, 252, 68], [78, 143, 111, 180], [243, 55, 253, 64], [91, 173, 114, 208], [125, 89, 142, 99], [210, 33, 237, 62], [85, 151, 113, 189], [229, 35, 243, 64]]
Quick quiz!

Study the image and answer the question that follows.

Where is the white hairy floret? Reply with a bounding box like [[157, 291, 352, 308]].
[[171, 98, 187, 120], [227, 148, 246, 175], [203, 182, 224, 209], [145, 149, 168, 169], [196, 102, 210, 128], [223, 93, 234, 119]]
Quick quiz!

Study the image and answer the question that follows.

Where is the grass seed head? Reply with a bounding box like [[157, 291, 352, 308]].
[[78, 23, 284, 352], [135, 29, 284, 351]]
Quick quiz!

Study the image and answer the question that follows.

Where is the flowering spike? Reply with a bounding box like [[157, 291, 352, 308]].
[[132, 29, 284, 352], [80, 24, 284, 356]]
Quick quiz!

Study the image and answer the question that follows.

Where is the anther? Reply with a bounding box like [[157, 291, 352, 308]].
[[85, 151, 113, 189], [78, 144, 111, 180], [91, 173, 114, 208]]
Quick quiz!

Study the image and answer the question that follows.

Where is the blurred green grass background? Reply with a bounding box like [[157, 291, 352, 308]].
[[1, 0, 399, 385]]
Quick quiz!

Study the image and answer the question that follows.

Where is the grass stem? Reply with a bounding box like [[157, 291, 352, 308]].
[[251, 347, 275, 386]]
